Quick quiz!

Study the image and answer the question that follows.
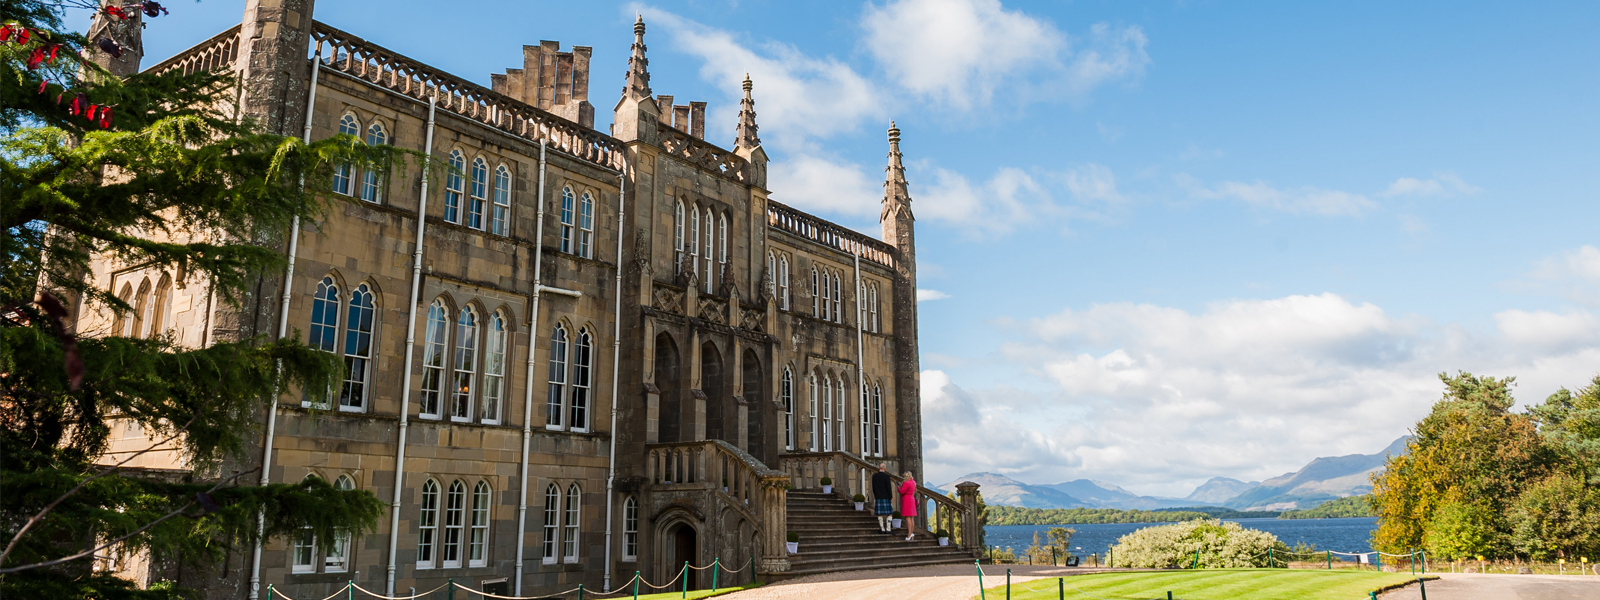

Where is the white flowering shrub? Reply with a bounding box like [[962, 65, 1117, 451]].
[[1111, 519, 1289, 569]]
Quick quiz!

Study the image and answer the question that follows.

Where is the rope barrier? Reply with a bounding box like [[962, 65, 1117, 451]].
[[270, 557, 759, 599], [351, 582, 448, 600]]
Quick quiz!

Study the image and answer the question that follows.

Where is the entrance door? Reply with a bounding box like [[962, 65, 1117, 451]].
[[672, 524, 699, 590]]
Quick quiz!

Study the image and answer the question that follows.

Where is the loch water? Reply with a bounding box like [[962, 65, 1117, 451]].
[[983, 517, 1379, 562]]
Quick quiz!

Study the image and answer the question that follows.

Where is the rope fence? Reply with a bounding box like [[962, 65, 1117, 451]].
[[264, 553, 762, 600]]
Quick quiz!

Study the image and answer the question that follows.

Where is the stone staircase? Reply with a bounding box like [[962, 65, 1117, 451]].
[[780, 490, 973, 578]]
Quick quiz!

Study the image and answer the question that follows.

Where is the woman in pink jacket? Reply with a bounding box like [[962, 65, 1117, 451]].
[[899, 471, 918, 541]]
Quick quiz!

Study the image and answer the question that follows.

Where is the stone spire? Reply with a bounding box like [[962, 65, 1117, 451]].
[[85, 2, 144, 78], [881, 121, 913, 222], [621, 15, 652, 103], [734, 74, 761, 150]]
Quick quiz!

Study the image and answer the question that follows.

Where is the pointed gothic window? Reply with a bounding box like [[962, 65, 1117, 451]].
[[807, 373, 819, 451], [674, 200, 686, 273], [767, 252, 777, 298], [872, 384, 885, 456], [782, 367, 795, 451], [444, 150, 465, 224], [482, 312, 507, 424], [469, 481, 490, 567], [559, 187, 576, 254], [821, 373, 833, 451], [703, 208, 715, 293], [328, 475, 355, 571], [820, 271, 832, 322], [419, 301, 448, 418], [467, 157, 488, 230], [570, 329, 594, 432], [810, 267, 820, 317], [491, 164, 512, 235], [341, 283, 375, 411], [832, 270, 843, 323], [542, 483, 560, 563], [718, 213, 728, 289], [148, 274, 171, 339], [451, 307, 478, 421], [309, 277, 339, 352], [333, 114, 358, 195], [835, 376, 847, 452], [860, 383, 870, 455], [442, 480, 466, 568], [361, 122, 387, 202], [546, 325, 568, 429], [418, 479, 440, 568], [689, 207, 701, 278], [869, 282, 880, 333], [779, 257, 790, 310], [563, 484, 581, 563], [622, 496, 639, 561], [114, 283, 132, 336], [578, 191, 595, 259]]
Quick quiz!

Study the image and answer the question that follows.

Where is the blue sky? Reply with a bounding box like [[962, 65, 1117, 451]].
[[101, 1, 1600, 496]]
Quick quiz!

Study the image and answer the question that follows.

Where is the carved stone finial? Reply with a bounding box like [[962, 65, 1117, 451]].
[[882, 121, 912, 222], [622, 15, 653, 103], [734, 75, 761, 151]]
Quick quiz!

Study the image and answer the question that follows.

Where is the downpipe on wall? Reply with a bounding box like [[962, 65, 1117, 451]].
[[602, 171, 627, 592], [513, 139, 548, 597]]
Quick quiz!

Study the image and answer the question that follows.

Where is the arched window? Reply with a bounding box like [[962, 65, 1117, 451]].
[[541, 483, 559, 563], [872, 384, 884, 456], [821, 373, 833, 451], [469, 481, 490, 567], [328, 475, 355, 571], [820, 271, 832, 322], [481, 312, 506, 424], [570, 329, 593, 432], [622, 496, 639, 561], [674, 200, 686, 273], [441, 480, 466, 568], [703, 208, 715, 293], [689, 206, 701, 277], [341, 283, 375, 411], [578, 191, 595, 259], [148, 274, 171, 339], [860, 383, 870, 455], [559, 187, 576, 254], [491, 164, 512, 235], [779, 257, 790, 310], [361, 122, 387, 202], [333, 114, 358, 195], [838, 272, 851, 324], [467, 157, 489, 229], [717, 213, 728, 289], [418, 479, 440, 568], [451, 307, 478, 421], [810, 267, 820, 318], [858, 282, 868, 327], [781, 368, 795, 451], [114, 283, 132, 336], [131, 278, 150, 341], [419, 301, 448, 418], [309, 277, 339, 352], [293, 474, 321, 573], [807, 373, 819, 451], [444, 150, 465, 223], [766, 252, 777, 298], [836, 377, 847, 452], [869, 282, 880, 333], [546, 325, 568, 429], [563, 484, 581, 563]]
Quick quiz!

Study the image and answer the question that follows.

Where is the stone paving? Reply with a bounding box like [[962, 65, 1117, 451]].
[[1380, 573, 1600, 600]]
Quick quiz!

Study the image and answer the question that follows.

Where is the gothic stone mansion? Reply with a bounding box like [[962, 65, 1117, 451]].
[[75, 2, 980, 599]]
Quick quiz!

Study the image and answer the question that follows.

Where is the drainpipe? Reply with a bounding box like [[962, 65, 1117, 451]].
[[853, 252, 865, 458], [601, 171, 627, 592], [385, 94, 437, 596], [513, 139, 549, 596], [248, 45, 321, 600]]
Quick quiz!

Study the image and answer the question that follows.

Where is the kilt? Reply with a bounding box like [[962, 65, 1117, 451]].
[[874, 498, 893, 516]]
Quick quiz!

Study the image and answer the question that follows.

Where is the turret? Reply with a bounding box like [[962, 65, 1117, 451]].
[[611, 15, 660, 142], [732, 75, 768, 188], [490, 41, 594, 128], [880, 122, 922, 479]]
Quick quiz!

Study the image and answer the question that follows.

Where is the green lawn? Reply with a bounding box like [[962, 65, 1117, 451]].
[[979, 570, 1431, 600]]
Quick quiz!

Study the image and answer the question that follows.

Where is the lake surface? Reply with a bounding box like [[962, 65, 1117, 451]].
[[984, 517, 1379, 562]]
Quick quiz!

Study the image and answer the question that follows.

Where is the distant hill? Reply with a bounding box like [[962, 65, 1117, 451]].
[[1278, 495, 1375, 519], [1042, 480, 1203, 510], [1185, 477, 1259, 504], [1222, 437, 1410, 510], [943, 473, 1212, 510]]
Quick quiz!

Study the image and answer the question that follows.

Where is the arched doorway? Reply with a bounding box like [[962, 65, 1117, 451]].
[[702, 341, 726, 442], [742, 349, 765, 463], [668, 523, 699, 590], [656, 333, 682, 443]]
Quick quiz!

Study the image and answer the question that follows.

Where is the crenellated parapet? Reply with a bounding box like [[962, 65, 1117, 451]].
[[767, 201, 899, 268], [142, 25, 241, 76]]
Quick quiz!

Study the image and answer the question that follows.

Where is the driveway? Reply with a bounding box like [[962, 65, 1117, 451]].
[[722, 564, 1090, 600], [1380, 573, 1600, 600]]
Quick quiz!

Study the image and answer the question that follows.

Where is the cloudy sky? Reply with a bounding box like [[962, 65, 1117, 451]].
[[111, 1, 1600, 497]]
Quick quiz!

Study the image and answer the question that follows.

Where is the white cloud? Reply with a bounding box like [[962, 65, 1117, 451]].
[[640, 6, 884, 146], [1380, 171, 1481, 198], [766, 154, 880, 218], [862, 0, 1147, 108], [1517, 245, 1600, 306], [922, 293, 1600, 495], [918, 289, 951, 302], [1062, 163, 1125, 204], [1177, 174, 1376, 217]]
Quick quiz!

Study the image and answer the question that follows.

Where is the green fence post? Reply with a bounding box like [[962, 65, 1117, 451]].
[[1419, 576, 1428, 600], [633, 571, 640, 600], [682, 561, 689, 598], [266, 585, 273, 600], [448, 578, 455, 600], [712, 557, 720, 592], [1421, 550, 1427, 574], [1058, 577, 1064, 600], [1268, 548, 1273, 568], [1370, 592, 1378, 600], [1109, 547, 1113, 568], [1052, 547, 1057, 566], [347, 580, 354, 600], [1192, 547, 1201, 569], [1167, 592, 1173, 600], [1005, 568, 1011, 600], [1327, 550, 1332, 570], [976, 560, 986, 600]]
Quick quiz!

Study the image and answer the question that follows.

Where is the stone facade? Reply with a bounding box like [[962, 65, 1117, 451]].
[[79, 3, 925, 598]]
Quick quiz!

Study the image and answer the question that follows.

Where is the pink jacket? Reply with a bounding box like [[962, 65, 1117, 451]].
[[898, 480, 918, 516]]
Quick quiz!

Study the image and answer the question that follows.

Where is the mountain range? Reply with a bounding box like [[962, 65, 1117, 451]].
[[944, 436, 1409, 511]]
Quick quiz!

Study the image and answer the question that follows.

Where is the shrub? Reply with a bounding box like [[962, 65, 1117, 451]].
[[820, 477, 833, 485], [853, 493, 866, 502], [937, 529, 951, 538], [1110, 519, 1287, 568], [787, 531, 799, 543]]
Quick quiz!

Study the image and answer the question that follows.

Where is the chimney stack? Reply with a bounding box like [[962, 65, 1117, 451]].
[[495, 40, 595, 128], [689, 101, 706, 139]]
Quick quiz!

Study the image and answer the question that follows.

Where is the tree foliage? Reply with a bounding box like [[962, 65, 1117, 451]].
[[1278, 495, 1374, 519], [2, 2, 400, 597], [1372, 371, 1600, 561], [1109, 520, 1288, 569]]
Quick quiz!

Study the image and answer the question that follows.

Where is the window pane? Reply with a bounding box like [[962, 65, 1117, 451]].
[[418, 480, 439, 566], [452, 309, 478, 420], [482, 313, 506, 423], [492, 166, 511, 235], [578, 192, 594, 258], [420, 302, 448, 417], [468, 158, 487, 230], [560, 188, 575, 253], [547, 326, 568, 428], [563, 485, 580, 562], [542, 484, 559, 560], [341, 284, 374, 410], [570, 331, 592, 431], [444, 151, 464, 223]]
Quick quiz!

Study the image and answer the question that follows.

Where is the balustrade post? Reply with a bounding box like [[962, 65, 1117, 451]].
[[757, 473, 791, 575], [956, 481, 982, 556]]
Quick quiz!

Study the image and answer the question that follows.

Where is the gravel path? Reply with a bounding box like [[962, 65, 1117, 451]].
[[1379, 573, 1600, 600], [719, 564, 1115, 600]]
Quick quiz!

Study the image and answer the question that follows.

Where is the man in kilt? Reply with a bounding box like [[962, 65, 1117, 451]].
[[871, 462, 895, 533]]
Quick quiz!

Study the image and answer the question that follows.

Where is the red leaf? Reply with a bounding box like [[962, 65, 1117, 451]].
[[38, 80, 47, 94], [27, 47, 44, 69], [0, 25, 13, 43], [99, 107, 113, 129], [17, 28, 29, 46]]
